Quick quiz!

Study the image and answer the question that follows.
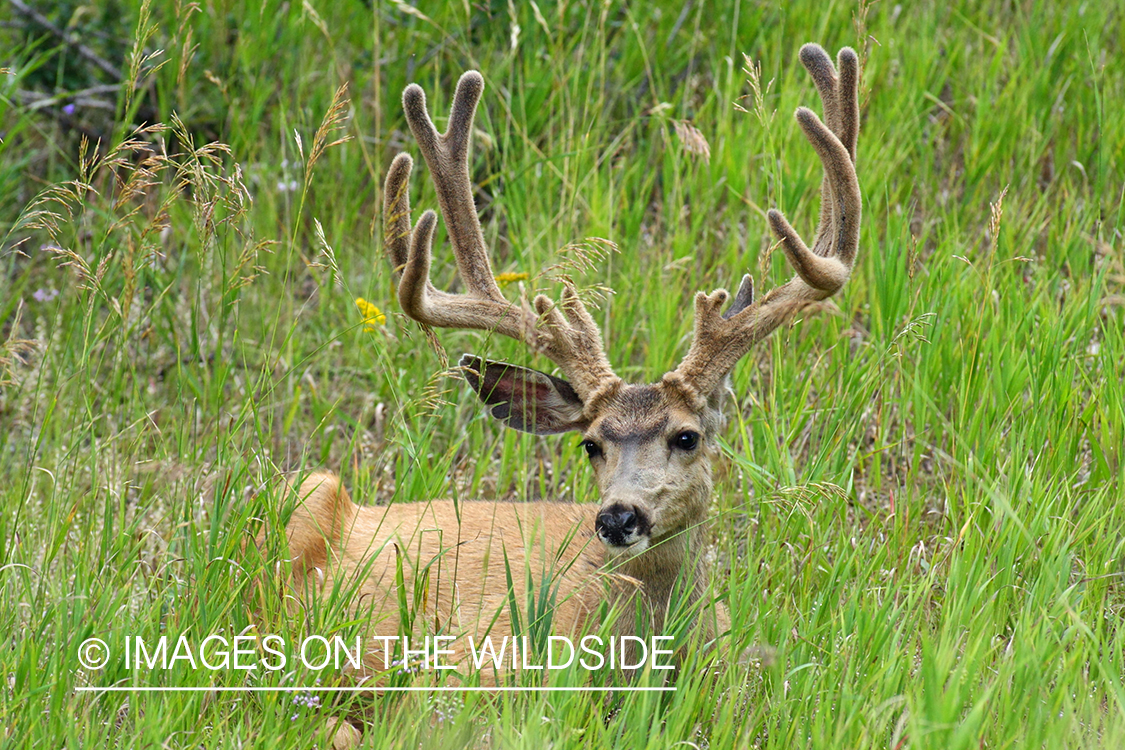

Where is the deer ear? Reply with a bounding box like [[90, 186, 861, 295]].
[[459, 355, 588, 435]]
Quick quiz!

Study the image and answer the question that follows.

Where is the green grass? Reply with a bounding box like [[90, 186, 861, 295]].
[[2, 0, 1124, 747]]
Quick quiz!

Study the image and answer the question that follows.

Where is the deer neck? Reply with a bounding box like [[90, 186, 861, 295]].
[[603, 495, 713, 634]]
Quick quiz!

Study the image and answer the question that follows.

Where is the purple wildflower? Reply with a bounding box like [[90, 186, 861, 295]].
[[429, 695, 462, 724], [32, 287, 59, 303], [288, 689, 321, 721], [390, 656, 421, 676], [62, 103, 76, 116], [291, 692, 321, 708]]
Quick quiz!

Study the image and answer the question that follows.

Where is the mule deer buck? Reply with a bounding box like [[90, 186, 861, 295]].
[[276, 43, 861, 680]]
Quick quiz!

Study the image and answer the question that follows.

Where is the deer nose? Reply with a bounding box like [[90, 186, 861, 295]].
[[598, 508, 636, 533], [596, 504, 638, 544]]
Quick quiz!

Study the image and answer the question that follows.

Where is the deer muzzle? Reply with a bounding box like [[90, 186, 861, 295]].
[[595, 502, 651, 549]]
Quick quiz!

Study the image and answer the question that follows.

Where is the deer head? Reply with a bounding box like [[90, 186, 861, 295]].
[[382, 44, 861, 567]]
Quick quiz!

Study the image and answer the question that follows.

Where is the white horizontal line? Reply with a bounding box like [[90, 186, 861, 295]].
[[76, 686, 674, 693]]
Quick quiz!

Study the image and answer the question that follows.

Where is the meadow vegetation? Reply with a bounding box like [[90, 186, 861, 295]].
[[1, 0, 1124, 747]]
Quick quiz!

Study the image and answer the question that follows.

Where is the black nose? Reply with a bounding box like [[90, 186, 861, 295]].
[[596, 504, 638, 543]]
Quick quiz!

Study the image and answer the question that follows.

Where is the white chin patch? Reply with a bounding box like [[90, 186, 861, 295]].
[[602, 535, 649, 559]]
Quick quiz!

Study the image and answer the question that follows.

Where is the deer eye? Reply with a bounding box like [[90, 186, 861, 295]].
[[672, 431, 700, 451], [580, 440, 602, 459]]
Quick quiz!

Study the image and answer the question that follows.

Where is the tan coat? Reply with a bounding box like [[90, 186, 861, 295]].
[[281, 473, 615, 671]]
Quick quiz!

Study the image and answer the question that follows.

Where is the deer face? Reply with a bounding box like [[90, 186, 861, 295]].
[[582, 384, 719, 557], [460, 357, 722, 558]]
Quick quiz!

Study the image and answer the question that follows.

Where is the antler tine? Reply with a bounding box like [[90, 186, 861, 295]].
[[530, 284, 621, 408], [400, 71, 507, 302], [384, 71, 621, 407], [796, 45, 860, 270], [666, 45, 861, 402], [383, 152, 413, 273]]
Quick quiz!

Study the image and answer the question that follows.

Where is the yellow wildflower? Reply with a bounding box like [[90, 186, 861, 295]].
[[495, 271, 529, 289], [354, 297, 386, 331]]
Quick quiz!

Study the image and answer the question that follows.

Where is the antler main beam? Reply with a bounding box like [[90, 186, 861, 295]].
[[666, 44, 862, 402], [384, 72, 621, 408]]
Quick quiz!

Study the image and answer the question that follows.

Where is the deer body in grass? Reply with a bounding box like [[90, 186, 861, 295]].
[[279, 43, 862, 671]]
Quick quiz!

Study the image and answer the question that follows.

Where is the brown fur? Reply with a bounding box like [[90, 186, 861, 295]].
[[280, 385, 729, 671], [283, 472, 603, 654]]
